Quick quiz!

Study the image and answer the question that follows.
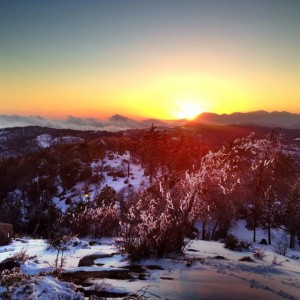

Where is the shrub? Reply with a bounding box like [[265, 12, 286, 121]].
[[224, 234, 251, 251], [12, 249, 29, 263], [0, 267, 28, 287], [224, 234, 239, 250], [253, 248, 266, 260], [274, 240, 289, 257], [119, 179, 200, 260], [239, 240, 251, 250], [47, 235, 71, 274], [239, 256, 255, 262], [76, 203, 120, 238], [272, 254, 283, 266]]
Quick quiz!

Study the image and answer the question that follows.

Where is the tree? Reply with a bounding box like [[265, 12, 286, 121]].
[[284, 180, 300, 248], [120, 175, 202, 259], [77, 201, 120, 238], [95, 185, 117, 207], [244, 131, 287, 244], [193, 138, 247, 240]]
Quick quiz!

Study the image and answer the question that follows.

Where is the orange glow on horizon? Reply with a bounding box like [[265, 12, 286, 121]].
[[1, 69, 300, 120], [172, 99, 205, 120]]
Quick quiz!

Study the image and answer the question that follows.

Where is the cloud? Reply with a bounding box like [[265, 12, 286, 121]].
[[0, 114, 170, 131], [66, 116, 104, 128], [0, 114, 59, 128]]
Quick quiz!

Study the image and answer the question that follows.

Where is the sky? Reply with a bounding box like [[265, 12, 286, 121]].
[[1, 0, 300, 121]]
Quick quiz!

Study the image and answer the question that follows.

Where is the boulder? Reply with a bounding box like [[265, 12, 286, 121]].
[[0, 222, 14, 246], [78, 253, 115, 267], [259, 239, 268, 245], [0, 258, 20, 272]]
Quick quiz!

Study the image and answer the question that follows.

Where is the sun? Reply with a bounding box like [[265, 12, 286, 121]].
[[173, 100, 204, 120]]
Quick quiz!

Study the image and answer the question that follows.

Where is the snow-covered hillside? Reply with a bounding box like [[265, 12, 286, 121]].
[[36, 134, 85, 148], [52, 151, 148, 212]]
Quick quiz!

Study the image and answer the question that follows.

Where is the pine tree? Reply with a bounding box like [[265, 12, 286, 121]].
[[284, 180, 300, 249]]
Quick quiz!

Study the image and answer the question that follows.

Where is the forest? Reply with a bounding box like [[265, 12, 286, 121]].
[[0, 125, 300, 258]]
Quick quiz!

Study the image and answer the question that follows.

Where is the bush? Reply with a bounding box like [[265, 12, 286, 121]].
[[12, 249, 29, 263], [0, 267, 28, 287], [119, 179, 199, 260], [239, 256, 255, 262], [224, 234, 251, 251], [253, 247, 266, 260], [224, 234, 239, 250], [274, 240, 289, 257], [47, 235, 71, 274]]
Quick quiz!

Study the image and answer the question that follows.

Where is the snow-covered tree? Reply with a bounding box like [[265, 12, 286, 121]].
[[190, 137, 248, 240], [120, 175, 202, 259], [284, 179, 300, 248], [244, 131, 287, 244]]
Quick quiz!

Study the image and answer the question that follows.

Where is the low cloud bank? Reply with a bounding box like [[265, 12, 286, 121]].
[[0, 114, 173, 131]]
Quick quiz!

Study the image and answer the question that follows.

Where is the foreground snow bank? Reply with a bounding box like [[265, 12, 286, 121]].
[[1, 275, 84, 300], [1, 232, 300, 299]]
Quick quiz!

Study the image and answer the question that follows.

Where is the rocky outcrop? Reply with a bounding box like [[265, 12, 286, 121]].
[[78, 253, 115, 267], [0, 222, 14, 246], [0, 257, 20, 272]]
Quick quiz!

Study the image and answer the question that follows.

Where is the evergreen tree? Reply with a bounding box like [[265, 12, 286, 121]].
[[284, 180, 300, 249]]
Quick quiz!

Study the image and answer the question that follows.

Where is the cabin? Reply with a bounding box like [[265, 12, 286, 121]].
[[0, 222, 14, 246]]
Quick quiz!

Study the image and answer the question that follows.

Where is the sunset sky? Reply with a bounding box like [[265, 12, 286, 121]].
[[1, 0, 300, 121]]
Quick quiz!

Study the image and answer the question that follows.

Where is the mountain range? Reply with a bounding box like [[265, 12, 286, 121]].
[[191, 111, 300, 129], [0, 111, 299, 131]]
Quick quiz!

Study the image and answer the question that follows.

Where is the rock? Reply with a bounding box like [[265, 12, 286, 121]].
[[186, 261, 193, 267], [78, 288, 128, 298], [0, 258, 20, 272], [138, 273, 147, 280], [259, 239, 268, 245], [89, 241, 100, 246], [62, 269, 134, 281], [145, 265, 164, 270], [121, 265, 144, 272], [213, 255, 227, 260], [0, 222, 14, 246], [78, 253, 115, 267], [187, 248, 199, 252]]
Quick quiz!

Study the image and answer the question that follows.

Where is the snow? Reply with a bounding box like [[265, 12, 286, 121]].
[[98, 151, 147, 193], [1, 144, 300, 298], [2, 223, 300, 299], [52, 151, 148, 212], [36, 134, 52, 148], [0, 130, 9, 142], [35, 134, 85, 149], [52, 136, 84, 145], [11, 276, 84, 300]]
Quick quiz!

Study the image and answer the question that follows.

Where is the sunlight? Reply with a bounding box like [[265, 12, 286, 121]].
[[173, 100, 204, 120]]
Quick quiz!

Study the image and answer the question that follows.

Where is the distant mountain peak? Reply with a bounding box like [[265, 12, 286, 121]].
[[109, 114, 133, 122]]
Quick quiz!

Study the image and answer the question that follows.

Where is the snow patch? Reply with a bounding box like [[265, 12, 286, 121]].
[[36, 134, 52, 148]]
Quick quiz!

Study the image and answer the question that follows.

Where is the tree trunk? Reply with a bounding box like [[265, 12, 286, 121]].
[[202, 219, 207, 240], [268, 225, 271, 245], [127, 160, 130, 178], [32, 220, 40, 237], [290, 234, 295, 249], [253, 226, 256, 243], [211, 218, 220, 240]]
